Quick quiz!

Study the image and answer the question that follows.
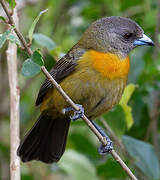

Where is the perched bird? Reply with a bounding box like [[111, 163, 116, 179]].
[[17, 16, 154, 163]]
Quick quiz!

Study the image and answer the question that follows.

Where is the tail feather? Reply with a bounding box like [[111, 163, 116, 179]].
[[17, 114, 71, 163]]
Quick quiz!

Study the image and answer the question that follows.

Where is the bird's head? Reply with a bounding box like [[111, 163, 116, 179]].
[[78, 16, 154, 59]]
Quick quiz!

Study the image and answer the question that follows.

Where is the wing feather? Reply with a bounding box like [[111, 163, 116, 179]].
[[35, 52, 80, 106], [36, 47, 86, 106]]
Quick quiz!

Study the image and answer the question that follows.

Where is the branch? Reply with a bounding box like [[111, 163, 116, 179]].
[[6, 7, 20, 180], [0, 0, 32, 56], [0, 1, 137, 179]]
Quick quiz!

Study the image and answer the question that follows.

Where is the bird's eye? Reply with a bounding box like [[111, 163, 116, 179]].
[[123, 33, 133, 39]]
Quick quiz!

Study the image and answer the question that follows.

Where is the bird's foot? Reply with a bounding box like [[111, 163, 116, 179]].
[[62, 104, 84, 121], [98, 135, 113, 155], [90, 120, 113, 155]]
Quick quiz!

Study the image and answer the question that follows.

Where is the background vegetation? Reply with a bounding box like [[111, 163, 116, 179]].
[[0, 0, 160, 179]]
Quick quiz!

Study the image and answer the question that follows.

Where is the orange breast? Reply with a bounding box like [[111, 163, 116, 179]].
[[40, 50, 129, 115], [80, 50, 130, 80]]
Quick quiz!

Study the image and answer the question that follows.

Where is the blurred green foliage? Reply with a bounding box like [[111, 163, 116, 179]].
[[0, 0, 160, 180]]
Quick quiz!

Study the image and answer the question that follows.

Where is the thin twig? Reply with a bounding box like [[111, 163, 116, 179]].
[[6, 7, 20, 180], [0, 0, 32, 56], [0, 1, 138, 179], [110, 150, 135, 178]]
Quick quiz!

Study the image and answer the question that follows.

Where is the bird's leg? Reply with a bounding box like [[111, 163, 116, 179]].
[[91, 120, 113, 155], [63, 105, 113, 154], [62, 104, 84, 121]]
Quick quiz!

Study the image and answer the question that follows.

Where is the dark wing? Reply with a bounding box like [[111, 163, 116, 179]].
[[35, 55, 77, 106]]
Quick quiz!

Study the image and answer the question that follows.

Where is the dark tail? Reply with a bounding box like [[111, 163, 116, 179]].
[[17, 114, 71, 163]]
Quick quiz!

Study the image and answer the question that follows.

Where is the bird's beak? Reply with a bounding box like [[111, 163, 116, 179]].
[[133, 34, 154, 46]]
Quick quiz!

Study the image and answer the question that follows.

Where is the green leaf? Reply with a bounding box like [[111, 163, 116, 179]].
[[58, 150, 98, 180], [122, 105, 133, 128], [33, 33, 56, 50], [120, 84, 136, 105], [7, 34, 21, 46], [7, 0, 16, 9], [0, 29, 11, 48], [50, 46, 62, 58], [21, 58, 41, 77], [21, 175, 34, 180], [123, 136, 160, 179], [0, 33, 21, 46], [0, 16, 6, 22], [119, 84, 136, 128], [31, 50, 44, 66], [28, 9, 48, 43], [21, 50, 44, 77]]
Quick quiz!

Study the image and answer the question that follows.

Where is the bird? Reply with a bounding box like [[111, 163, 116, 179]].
[[17, 16, 154, 164]]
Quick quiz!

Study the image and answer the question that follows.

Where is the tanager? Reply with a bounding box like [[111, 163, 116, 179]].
[[17, 16, 154, 163]]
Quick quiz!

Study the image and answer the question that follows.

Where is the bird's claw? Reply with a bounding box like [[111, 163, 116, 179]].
[[62, 104, 84, 121], [90, 120, 113, 155], [98, 136, 113, 155]]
